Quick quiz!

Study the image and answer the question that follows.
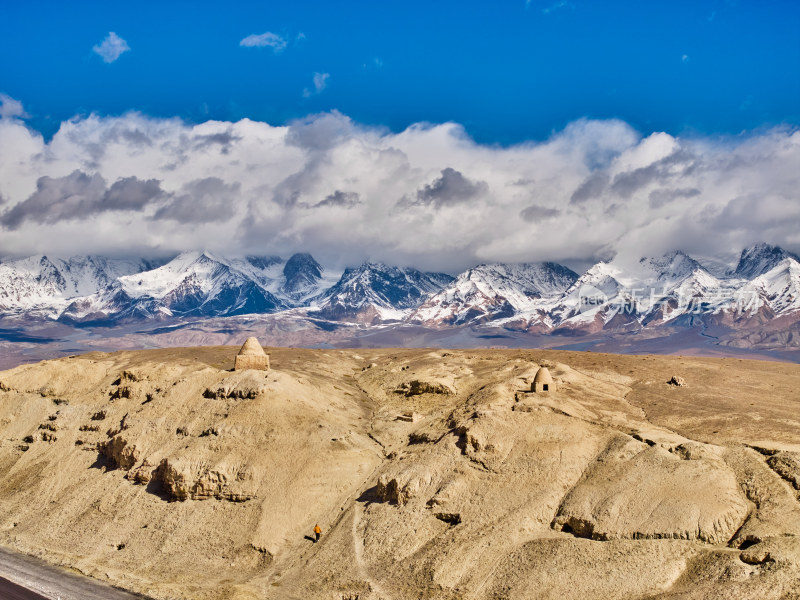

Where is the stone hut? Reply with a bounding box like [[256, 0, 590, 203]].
[[532, 366, 555, 393], [234, 337, 270, 371]]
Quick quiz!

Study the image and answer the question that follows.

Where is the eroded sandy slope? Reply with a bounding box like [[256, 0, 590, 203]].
[[0, 347, 798, 599]]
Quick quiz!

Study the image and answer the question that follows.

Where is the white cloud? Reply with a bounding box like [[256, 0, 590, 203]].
[[314, 72, 330, 92], [0, 108, 797, 271], [303, 72, 330, 98], [542, 1, 570, 14], [239, 32, 287, 51], [92, 32, 130, 63], [682, 54, 690, 63], [0, 94, 28, 120]]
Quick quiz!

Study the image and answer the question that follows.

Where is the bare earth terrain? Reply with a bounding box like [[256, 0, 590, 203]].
[[0, 346, 798, 599]]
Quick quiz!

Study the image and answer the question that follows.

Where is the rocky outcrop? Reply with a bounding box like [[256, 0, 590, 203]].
[[376, 466, 435, 505], [767, 451, 800, 490], [127, 460, 154, 484], [203, 371, 267, 400], [98, 435, 140, 470], [118, 370, 143, 383], [434, 512, 461, 525], [109, 385, 133, 400], [724, 446, 800, 547], [152, 457, 256, 502], [667, 376, 686, 387], [553, 442, 749, 544], [455, 411, 514, 471], [396, 379, 454, 397]]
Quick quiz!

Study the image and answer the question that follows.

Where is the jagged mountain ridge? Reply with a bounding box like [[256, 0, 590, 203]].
[[733, 242, 800, 280], [281, 253, 324, 301], [410, 262, 578, 326], [546, 251, 728, 330], [0, 255, 160, 318], [1, 244, 799, 333], [312, 262, 455, 322], [59, 251, 323, 323]]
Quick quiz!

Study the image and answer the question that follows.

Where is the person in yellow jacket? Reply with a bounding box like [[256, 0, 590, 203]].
[[314, 524, 322, 543]]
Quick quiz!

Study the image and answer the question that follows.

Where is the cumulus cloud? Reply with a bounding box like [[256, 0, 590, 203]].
[[0, 94, 28, 120], [648, 187, 700, 208], [239, 32, 287, 51], [315, 190, 360, 208], [0, 171, 163, 230], [609, 149, 695, 198], [0, 108, 797, 271], [303, 72, 330, 97], [93, 32, 130, 63], [413, 168, 488, 208], [570, 172, 609, 204], [520, 205, 561, 222], [153, 177, 240, 223], [286, 110, 356, 151]]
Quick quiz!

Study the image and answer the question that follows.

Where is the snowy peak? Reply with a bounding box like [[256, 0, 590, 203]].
[[0, 254, 154, 315], [555, 262, 626, 323], [411, 262, 578, 326], [466, 262, 579, 298], [554, 252, 725, 328], [315, 262, 454, 321], [244, 255, 283, 271], [639, 251, 704, 282], [119, 251, 228, 299], [281, 253, 323, 300], [745, 257, 800, 316], [635, 250, 721, 299], [116, 251, 287, 318], [563, 262, 624, 297], [734, 243, 799, 280]]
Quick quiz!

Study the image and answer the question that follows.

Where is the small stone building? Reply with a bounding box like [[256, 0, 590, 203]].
[[532, 366, 555, 393], [234, 337, 270, 371]]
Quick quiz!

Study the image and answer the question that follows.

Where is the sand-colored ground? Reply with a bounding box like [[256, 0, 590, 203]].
[[0, 346, 798, 599]]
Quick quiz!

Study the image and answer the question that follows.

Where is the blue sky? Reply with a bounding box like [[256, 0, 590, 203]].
[[1, 0, 799, 267], [1, 0, 798, 143]]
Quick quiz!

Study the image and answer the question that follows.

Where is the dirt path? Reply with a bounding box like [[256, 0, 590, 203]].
[[257, 378, 392, 598], [0, 546, 148, 600]]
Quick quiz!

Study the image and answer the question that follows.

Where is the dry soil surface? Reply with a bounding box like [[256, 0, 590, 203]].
[[0, 347, 798, 600]]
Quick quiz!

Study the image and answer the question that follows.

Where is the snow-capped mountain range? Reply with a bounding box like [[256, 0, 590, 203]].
[[1, 244, 799, 335], [411, 262, 578, 327]]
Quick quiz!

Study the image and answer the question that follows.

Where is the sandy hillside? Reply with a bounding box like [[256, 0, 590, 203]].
[[0, 346, 798, 600]]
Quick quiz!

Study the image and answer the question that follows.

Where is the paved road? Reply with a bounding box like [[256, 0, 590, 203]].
[[0, 576, 48, 600], [0, 545, 149, 600]]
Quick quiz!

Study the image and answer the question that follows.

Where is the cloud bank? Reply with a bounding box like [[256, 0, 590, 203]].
[[0, 95, 797, 272]]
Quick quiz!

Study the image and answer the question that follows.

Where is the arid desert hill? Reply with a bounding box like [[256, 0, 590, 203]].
[[0, 346, 799, 600]]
